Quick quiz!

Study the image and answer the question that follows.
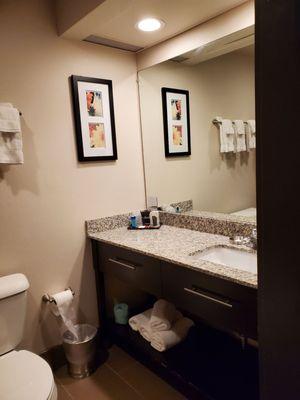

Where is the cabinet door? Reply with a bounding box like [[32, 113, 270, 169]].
[[99, 243, 162, 297], [162, 262, 257, 337]]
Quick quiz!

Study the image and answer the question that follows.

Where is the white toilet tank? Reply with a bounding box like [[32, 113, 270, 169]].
[[0, 273, 30, 355]]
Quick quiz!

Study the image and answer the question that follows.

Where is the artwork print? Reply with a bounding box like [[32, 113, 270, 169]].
[[162, 88, 191, 157], [71, 76, 117, 161]]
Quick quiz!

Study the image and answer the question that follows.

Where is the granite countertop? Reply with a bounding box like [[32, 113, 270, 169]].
[[88, 225, 257, 289], [184, 209, 256, 225]]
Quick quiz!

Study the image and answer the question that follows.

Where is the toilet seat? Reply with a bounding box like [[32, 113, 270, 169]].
[[0, 350, 56, 400]]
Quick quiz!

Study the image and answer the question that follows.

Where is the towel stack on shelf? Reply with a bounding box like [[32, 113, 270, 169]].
[[129, 299, 194, 352], [214, 117, 256, 154], [0, 103, 23, 164]]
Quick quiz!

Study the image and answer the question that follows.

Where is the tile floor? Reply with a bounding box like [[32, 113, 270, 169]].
[[55, 345, 186, 400]]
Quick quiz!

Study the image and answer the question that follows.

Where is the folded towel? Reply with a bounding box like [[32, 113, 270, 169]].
[[0, 103, 21, 133], [233, 120, 246, 152], [150, 299, 178, 332], [246, 119, 256, 150], [150, 317, 194, 352], [215, 116, 235, 153], [140, 323, 153, 342], [0, 103, 23, 164], [129, 308, 152, 331], [0, 133, 24, 164]]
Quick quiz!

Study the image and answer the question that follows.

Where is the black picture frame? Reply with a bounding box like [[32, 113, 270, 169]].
[[71, 75, 118, 162], [161, 87, 191, 157]]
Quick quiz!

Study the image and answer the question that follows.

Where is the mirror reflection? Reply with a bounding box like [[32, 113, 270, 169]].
[[138, 44, 256, 223]]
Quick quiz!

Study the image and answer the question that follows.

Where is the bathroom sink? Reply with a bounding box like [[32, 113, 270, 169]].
[[192, 246, 257, 274]]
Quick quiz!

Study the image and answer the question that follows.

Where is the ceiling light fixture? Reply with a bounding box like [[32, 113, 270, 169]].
[[136, 18, 164, 32]]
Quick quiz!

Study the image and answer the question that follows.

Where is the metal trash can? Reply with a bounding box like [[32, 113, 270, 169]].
[[63, 324, 97, 379]]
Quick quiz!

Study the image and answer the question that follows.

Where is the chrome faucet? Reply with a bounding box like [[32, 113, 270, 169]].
[[230, 228, 257, 250], [250, 228, 257, 250]]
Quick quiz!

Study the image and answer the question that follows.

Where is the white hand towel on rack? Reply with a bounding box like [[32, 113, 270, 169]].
[[233, 120, 247, 152], [150, 317, 194, 352], [246, 119, 256, 149], [0, 103, 23, 164], [215, 116, 235, 153]]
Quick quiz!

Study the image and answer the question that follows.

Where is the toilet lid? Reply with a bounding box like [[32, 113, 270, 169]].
[[0, 350, 54, 400]]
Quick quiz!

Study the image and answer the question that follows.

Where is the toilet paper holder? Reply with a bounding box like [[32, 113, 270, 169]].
[[42, 287, 75, 305]]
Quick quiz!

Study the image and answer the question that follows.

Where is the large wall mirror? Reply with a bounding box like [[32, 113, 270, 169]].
[[138, 38, 256, 223]]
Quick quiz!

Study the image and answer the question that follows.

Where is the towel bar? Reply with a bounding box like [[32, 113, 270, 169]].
[[212, 119, 248, 125]]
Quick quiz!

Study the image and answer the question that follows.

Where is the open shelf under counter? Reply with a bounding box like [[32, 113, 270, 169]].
[[106, 319, 259, 400]]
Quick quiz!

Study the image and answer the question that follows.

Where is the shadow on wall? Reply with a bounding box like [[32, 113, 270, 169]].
[[36, 238, 99, 352], [74, 239, 99, 326], [0, 119, 39, 195]]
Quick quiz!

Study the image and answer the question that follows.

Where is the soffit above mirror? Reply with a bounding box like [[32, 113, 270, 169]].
[[56, 0, 249, 51]]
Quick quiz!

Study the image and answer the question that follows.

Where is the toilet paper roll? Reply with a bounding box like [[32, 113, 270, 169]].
[[50, 289, 78, 341], [50, 289, 73, 316], [53, 289, 73, 306]]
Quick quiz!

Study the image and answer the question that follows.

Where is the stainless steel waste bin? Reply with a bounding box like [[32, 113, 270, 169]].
[[63, 324, 97, 379]]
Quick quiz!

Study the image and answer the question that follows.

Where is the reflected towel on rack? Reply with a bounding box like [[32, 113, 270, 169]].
[[246, 120, 256, 149], [215, 116, 235, 153], [0, 103, 23, 164], [233, 120, 247, 152]]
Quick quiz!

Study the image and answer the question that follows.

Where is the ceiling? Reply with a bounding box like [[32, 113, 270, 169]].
[[62, 0, 249, 51]]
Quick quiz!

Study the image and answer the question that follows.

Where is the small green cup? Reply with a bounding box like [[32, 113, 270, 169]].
[[114, 303, 129, 325]]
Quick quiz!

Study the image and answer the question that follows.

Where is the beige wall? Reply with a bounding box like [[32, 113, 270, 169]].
[[0, 0, 145, 354], [139, 50, 256, 213]]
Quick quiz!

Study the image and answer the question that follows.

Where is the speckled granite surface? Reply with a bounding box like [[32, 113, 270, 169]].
[[160, 210, 255, 237], [185, 209, 256, 224], [86, 213, 130, 234], [88, 225, 257, 288], [169, 199, 193, 212]]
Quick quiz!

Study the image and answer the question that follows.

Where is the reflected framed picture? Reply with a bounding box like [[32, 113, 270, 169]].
[[161, 87, 191, 157], [71, 75, 117, 161]]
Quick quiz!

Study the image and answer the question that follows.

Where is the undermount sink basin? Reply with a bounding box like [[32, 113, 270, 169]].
[[192, 246, 257, 274]]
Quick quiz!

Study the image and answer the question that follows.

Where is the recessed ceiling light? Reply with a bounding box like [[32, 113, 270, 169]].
[[136, 18, 165, 32]]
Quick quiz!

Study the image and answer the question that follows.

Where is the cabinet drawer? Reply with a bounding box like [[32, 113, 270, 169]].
[[162, 262, 255, 335], [99, 243, 162, 296]]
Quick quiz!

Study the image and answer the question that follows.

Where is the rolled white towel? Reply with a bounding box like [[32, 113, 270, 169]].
[[128, 308, 152, 331], [150, 299, 178, 332], [140, 323, 153, 342], [150, 317, 194, 352], [140, 310, 182, 343], [137, 310, 182, 342]]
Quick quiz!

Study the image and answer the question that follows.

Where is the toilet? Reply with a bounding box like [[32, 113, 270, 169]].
[[0, 273, 57, 400]]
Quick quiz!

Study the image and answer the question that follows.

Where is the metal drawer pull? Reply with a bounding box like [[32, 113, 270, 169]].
[[184, 287, 233, 309], [108, 258, 136, 270]]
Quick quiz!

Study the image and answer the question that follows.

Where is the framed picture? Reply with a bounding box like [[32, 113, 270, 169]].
[[71, 75, 117, 161], [161, 87, 191, 157]]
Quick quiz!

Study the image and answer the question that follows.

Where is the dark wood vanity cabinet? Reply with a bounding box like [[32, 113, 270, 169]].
[[95, 241, 257, 339], [161, 262, 257, 339], [98, 243, 162, 297]]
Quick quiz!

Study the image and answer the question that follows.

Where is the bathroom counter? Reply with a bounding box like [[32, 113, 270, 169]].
[[88, 225, 257, 289]]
